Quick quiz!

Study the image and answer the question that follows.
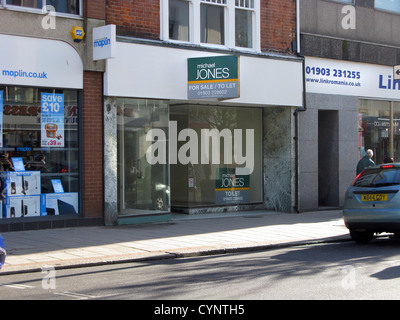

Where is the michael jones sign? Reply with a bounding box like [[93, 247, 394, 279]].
[[188, 55, 240, 100]]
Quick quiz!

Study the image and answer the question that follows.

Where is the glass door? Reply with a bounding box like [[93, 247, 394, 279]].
[[117, 99, 169, 215]]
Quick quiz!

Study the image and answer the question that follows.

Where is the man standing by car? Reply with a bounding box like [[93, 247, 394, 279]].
[[356, 149, 375, 175]]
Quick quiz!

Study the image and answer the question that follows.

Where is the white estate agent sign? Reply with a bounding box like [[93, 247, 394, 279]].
[[306, 57, 400, 100], [93, 25, 116, 61], [105, 42, 303, 107]]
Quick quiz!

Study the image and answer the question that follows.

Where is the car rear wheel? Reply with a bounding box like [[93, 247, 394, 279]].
[[350, 230, 374, 244]]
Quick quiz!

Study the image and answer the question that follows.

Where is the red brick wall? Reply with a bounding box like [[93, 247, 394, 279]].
[[106, 0, 160, 39], [261, 0, 297, 53], [105, 0, 295, 52], [83, 0, 106, 20], [82, 71, 104, 218]]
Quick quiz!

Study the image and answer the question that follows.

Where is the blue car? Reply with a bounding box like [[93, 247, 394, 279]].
[[343, 163, 400, 243], [0, 235, 5, 269]]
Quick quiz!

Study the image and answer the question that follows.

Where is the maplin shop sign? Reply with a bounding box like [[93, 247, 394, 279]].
[[188, 55, 240, 100], [93, 24, 116, 61]]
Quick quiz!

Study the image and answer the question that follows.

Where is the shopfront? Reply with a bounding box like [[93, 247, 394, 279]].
[[104, 40, 303, 225], [169, 104, 263, 210], [0, 34, 83, 228], [358, 100, 400, 163], [302, 57, 400, 210]]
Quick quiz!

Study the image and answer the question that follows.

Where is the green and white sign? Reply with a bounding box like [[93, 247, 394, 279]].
[[188, 55, 239, 100], [215, 168, 250, 205]]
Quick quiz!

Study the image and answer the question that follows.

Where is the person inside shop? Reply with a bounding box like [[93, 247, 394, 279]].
[[37, 154, 47, 173], [25, 154, 47, 173], [383, 156, 394, 164], [0, 152, 14, 171], [356, 149, 375, 175]]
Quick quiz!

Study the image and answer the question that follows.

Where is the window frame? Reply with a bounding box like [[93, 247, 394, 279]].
[[161, 0, 261, 52], [1, 0, 82, 18]]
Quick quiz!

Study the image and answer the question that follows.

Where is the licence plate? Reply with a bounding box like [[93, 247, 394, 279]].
[[361, 194, 388, 202]]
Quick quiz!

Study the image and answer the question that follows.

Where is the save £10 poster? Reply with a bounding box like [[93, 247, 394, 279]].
[[41, 93, 64, 148]]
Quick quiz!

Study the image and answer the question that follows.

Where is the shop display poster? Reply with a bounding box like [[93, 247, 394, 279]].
[[41, 93, 64, 147], [11, 157, 25, 172], [51, 179, 64, 193]]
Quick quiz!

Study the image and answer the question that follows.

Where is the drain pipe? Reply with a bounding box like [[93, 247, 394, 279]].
[[293, 0, 307, 213], [293, 60, 306, 213]]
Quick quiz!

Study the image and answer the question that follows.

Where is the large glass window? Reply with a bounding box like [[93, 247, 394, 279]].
[[5, 0, 80, 15], [375, 0, 400, 14], [116, 99, 170, 215], [0, 86, 80, 219], [114, 101, 262, 212], [358, 100, 400, 164], [170, 105, 262, 208]]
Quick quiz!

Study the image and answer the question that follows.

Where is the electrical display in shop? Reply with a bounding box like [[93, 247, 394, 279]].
[[0, 85, 80, 220], [1, 158, 78, 218]]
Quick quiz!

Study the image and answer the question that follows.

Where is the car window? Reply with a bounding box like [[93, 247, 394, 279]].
[[353, 167, 400, 187]]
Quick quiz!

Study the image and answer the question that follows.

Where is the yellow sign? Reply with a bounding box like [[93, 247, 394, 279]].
[[70, 26, 85, 43]]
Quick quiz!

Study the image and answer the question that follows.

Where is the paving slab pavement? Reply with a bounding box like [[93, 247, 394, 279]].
[[0, 210, 350, 275]]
